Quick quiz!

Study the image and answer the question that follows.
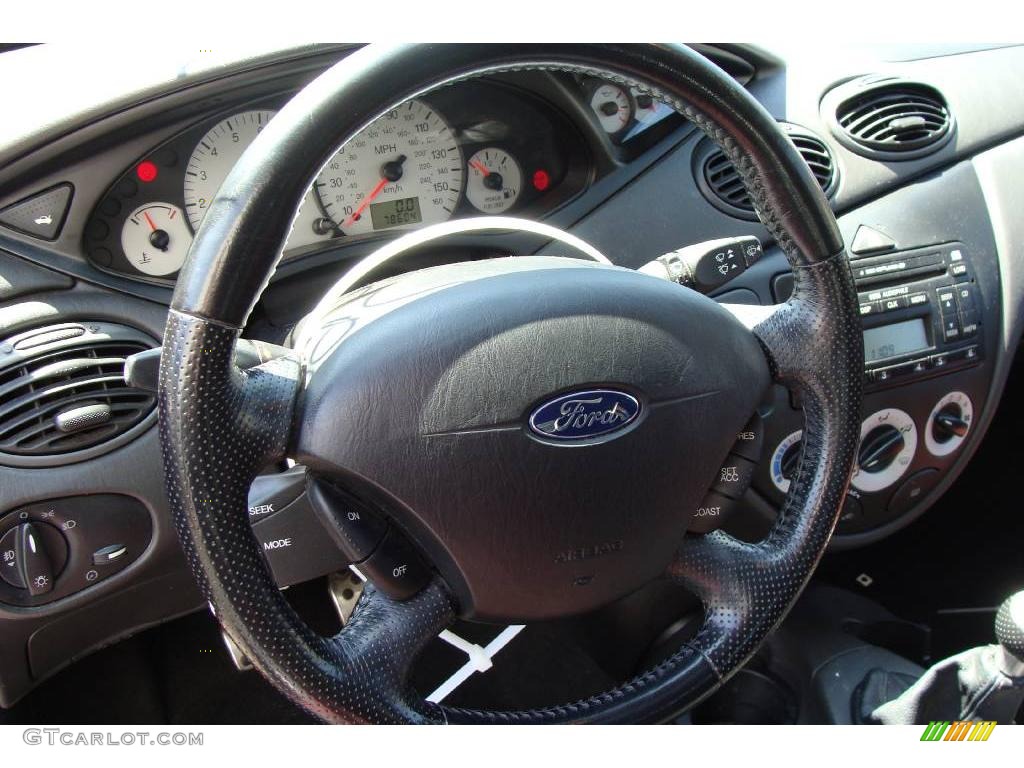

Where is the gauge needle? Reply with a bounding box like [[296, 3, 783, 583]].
[[470, 159, 490, 177], [142, 211, 157, 231], [344, 177, 389, 227]]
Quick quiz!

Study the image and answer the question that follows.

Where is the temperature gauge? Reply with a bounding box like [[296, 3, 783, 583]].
[[590, 83, 633, 134], [120, 203, 192, 276], [466, 148, 522, 214]]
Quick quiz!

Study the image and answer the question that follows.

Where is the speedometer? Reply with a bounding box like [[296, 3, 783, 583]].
[[314, 100, 463, 236], [183, 109, 275, 230]]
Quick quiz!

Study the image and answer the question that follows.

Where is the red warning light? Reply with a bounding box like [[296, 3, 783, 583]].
[[136, 160, 159, 183], [532, 169, 550, 192]]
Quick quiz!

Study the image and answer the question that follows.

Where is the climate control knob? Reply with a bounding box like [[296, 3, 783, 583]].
[[858, 425, 906, 474], [925, 391, 973, 457], [851, 409, 917, 493]]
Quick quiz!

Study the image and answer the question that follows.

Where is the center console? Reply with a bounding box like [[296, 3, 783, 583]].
[[750, 236, 998, 540]]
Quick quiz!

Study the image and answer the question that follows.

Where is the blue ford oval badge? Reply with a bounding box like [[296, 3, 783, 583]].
[[529, 389, 641, 441]]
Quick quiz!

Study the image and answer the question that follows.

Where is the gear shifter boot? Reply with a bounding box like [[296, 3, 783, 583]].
[[869, 591, 1024, 724]]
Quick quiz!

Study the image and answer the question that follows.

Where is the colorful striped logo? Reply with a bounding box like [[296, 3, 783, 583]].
[[920, 721, 997, 741]]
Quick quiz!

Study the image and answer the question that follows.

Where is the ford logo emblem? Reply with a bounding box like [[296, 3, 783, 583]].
[[528, 389, 641, 442]]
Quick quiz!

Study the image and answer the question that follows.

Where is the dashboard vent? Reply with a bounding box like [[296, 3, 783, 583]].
[[0, 323, 157, 463], [826, 79, 954, 159], [698, 124, 837, 220]]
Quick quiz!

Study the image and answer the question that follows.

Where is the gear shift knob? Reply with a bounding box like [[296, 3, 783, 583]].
[[995, 590, 1024, 670]]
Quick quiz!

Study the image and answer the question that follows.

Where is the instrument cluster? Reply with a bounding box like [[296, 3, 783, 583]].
[[83, 80, 590, 283]]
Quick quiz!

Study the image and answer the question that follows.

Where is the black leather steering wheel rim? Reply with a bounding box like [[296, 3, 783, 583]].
[[158, 43, 863, 723]]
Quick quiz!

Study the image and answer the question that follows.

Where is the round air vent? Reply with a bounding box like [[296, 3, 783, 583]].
[[0, 322, 157, 467], [696, 123, 838, 221], [824, 78, 954, 160]]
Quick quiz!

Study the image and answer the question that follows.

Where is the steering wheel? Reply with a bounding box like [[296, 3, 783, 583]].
[[158, 43, 862, 723]]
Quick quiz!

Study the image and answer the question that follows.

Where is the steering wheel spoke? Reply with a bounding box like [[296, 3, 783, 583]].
[[668, 251, 864, 676]]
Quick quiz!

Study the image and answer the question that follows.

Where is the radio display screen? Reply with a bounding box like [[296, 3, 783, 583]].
[[863, 318, 930, 364]]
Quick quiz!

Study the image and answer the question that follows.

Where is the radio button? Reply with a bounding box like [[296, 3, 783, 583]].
[[881, 296, 907, 312], [931, 352, 950, 369], [955, 283, 978, 313], [942, 315, 962, 342], [948, 346, 979, 364], [960, 310, 980, 337], [909, 358, 931, 375], [908, 292, 929, 306], [860, 301, 882, 317], [937, 289, 958, 315], [950, 263, 969, 278]]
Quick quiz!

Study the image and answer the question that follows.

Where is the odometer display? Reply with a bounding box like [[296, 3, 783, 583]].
[[370, 196, 422, 230], [314, 99, 463, 236]]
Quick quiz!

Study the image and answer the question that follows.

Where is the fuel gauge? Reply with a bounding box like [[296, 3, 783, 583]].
[[467, 148, 522, 214], [120, 203, 192, 276]]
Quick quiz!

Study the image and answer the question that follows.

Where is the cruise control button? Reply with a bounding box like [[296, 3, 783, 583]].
[[0, 527, 25, 589], [732, 414, 764, 462], [0, 184, 73, 240], [306, 478, 388, 562], [689, 491, 738, 534], [711, 454, 757, 500], [357, 527, 430, 601]]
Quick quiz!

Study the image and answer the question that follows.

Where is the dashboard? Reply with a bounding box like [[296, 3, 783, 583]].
[[0, 43, 1023, 707], [82, 79, 597, 282]]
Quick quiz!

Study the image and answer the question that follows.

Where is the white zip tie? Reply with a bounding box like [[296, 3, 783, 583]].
[[426, 624, 526, 704]]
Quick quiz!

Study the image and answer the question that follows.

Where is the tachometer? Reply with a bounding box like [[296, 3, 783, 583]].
[[314, 99, 463, 236], [183, 110, 276, 230]]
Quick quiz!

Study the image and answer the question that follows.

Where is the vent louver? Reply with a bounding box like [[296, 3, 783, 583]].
[[0, 323, 156, 463], [698, 124, 837, 219], [826, 79, 954, 160]]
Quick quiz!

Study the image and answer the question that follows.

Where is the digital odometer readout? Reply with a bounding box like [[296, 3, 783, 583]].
[[369, 197, 422, 231]]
